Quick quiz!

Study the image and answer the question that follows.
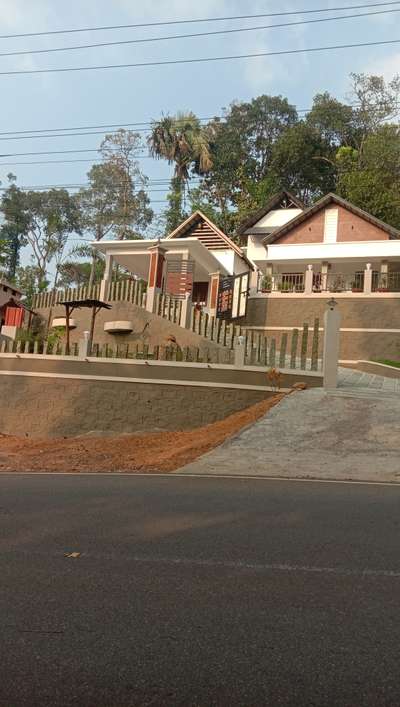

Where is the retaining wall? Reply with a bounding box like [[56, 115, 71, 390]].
[[244, 296, 400, 361], [0, 355, 322, 438]]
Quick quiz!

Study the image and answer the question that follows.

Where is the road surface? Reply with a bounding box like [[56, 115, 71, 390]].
[[1, 474, 400, 706]]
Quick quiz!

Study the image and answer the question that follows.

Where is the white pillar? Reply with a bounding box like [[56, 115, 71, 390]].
[[249, 268, 259, 295], [304, 264, 313, 294], [100, 253, 113, 301], [180, 292, 192, 329], [234, 335, 246, 367], [78, 331, 90, 358], [323, 299, 341, 390], [321, 261, 329, 291], [363, 262, 372, 295]]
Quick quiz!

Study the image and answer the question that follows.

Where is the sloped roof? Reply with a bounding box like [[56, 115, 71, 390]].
[[0, 278, 22, 294], [236, 190, 305, 236], [262, 193, 400, 245], [166, 210, 245, 257]]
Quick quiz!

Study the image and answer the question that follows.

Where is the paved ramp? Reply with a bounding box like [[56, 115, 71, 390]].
[[179, 384, 400, 482]]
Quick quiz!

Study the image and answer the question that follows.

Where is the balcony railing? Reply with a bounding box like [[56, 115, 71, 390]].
[[259, 273, 305, 293], [375, 272, 400, 292]]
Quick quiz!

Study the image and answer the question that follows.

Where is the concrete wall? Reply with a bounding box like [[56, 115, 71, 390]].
[[34, 301, 224, 353], [244, 296, 400, 361], [0, 356, 323, 438]]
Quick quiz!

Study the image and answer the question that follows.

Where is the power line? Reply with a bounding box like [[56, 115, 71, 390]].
[[0, 1, 397, 39], [0, 117, 213, 137], [0, 38, 398, 76], [0, 8, 397, 59], [0, 99, 395, 140]]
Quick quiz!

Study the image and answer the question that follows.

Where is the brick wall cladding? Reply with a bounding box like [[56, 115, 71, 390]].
[[244, 297, 400, 360], [275, 204, 390, 244], [34, 301, 224, 352], [0, 377, 267, 438]]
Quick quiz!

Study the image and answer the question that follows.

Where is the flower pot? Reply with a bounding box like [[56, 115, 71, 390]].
[[352, 288, 363, 293]]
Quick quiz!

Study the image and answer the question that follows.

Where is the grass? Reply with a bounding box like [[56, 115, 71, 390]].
[[372, 359, 400, 369]]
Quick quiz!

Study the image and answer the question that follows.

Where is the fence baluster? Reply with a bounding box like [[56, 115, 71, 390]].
[[301, 323, 309, 370], [311, 318, 320, 371], [290, 329, 299, 369], [279, 333, 288, 369], [269, 338, 276, 367]]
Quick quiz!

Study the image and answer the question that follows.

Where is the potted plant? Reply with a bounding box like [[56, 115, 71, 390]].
[[351, 279, 363, 293], [279, 281, 294, 293], [260, 275, 272, 293], [377, 274, 388, 292], [330, 276, 344, 293]]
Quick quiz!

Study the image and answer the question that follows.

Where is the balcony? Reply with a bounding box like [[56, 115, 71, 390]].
[[257, 270, 400, 295]]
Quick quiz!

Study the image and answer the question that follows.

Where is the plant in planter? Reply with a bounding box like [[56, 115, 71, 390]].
[[260, 275, 272, 293], [351, 279, 363, 293], [279, 281, 294, 293], [377, 274, 388, 292], [329, 277, 344, 293]]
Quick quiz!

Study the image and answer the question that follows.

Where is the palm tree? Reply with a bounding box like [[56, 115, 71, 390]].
[[148, 112, 212, 231]]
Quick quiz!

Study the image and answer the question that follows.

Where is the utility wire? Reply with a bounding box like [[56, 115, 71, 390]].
[[0, 8, 396, 58], [0, 38, 399, 76], [0, 99, 396, 138], [0, 2, 398, 39], [0, 0, 398, 39]]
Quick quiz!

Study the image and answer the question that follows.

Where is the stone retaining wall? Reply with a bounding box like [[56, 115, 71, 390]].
[[244, 296, 400, 360], [0, 356, 321, 438]]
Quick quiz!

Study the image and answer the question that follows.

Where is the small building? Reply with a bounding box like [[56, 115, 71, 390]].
[[0, 280, 25, 339]]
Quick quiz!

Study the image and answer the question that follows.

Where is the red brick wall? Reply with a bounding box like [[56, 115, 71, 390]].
[[276, 211, 325, 244], [275, 204, 390, 244], [336, 205, 389, 242]]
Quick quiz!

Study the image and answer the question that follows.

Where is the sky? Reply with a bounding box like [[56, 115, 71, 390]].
[[0, 0, 399, 256]]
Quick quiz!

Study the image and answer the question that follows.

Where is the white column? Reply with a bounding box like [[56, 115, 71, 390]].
[[363, 263, 372, 295], [234, 335, 246, 367], [100, 253, 113, 301], [304, 264, 313, 294], [249, 268, 259, 295], [323, 299, 341, 390], [180, 292, 192, 329], [321, 261, 329, 291]]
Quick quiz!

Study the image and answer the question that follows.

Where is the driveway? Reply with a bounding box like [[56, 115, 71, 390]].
[[180, 380, 400, 482], [3, 474, 400, 706]]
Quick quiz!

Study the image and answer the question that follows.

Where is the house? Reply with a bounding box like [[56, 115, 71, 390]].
[[93, 210, 252, 319], [239, 190, 400, 360], [89, 191, 400, 360]]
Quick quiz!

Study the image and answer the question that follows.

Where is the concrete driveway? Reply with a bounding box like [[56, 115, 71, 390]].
[[180, 384, 400, 482]]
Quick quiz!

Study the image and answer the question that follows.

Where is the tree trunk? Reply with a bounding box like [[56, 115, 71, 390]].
[[88, 251, 97, 292]]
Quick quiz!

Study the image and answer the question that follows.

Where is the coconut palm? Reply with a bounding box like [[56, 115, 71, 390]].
[[148, 112, 213, 231]]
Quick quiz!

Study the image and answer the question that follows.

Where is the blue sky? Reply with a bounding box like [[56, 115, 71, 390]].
[[0, 0, 399, 238]]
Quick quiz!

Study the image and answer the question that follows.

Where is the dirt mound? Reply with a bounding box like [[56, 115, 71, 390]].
[[0, 394, 284, 473]]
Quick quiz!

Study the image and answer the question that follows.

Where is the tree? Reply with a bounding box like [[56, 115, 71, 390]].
[[196, 95, 298, 227], [269, 122, 337, 204], [336, 125, 400, 227], [78, 130, 153, 287], [348, 72, 400, 146], [0, 174, 29, 280], [2, 186, 81, 290], [148, 112, 213, 232]]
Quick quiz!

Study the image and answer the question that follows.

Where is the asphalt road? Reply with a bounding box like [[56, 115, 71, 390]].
[[2, 475, 400, 707]]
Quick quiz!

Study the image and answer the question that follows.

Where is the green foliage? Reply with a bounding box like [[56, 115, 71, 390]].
[[148, 112, 213, 232]]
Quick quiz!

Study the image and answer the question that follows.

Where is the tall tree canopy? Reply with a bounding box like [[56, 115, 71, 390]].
[[148, 112, 213, 232]]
